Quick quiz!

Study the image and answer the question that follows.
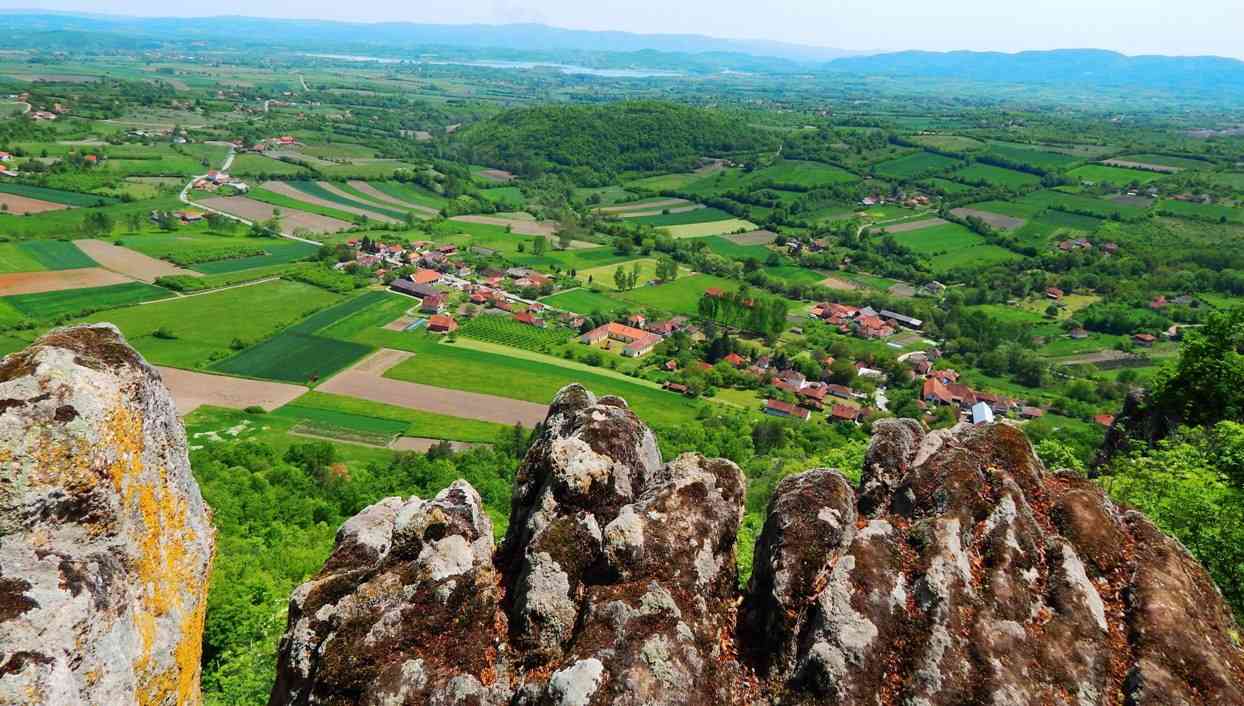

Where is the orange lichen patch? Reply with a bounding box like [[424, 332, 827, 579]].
[[100, 403, 208, 706]]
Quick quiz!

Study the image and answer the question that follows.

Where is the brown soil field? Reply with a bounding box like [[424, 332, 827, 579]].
[[261, 181, 399, 224], [1108, 194, 1155, 208], [725, 229, 780, 245], [75, 239, 200, 283], [598, 198, 691, 215], [0, 193, 70, 214], [819, 275, 861, 291], [451, 214, 558, 236], [156, 366, 306, 416], [196, 196, 354, 234], [949, 208, 1026, 231], [346, 180, 439, 215], [318, 348, 548, 427], [477, 168, 515, 183], [0, 267, 131, 296], [874, 217, 948, 234], [383, 316, 418, 331], [1102, 159, 1181, 174], [616, 204, 704, 218], [1052, 350, 1139, 366], [390, 437, 484, 452]]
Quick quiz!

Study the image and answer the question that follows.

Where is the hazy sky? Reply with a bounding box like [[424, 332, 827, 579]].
[[12, 0, 1244, 59]]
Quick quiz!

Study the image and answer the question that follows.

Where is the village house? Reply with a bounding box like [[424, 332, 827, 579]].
[[1093, 414, 1116, 427], [420, 294, 446, 314], [723, 352, 747, 368], [764, 399, 811, 422], [412, 268, 441, 285], [427, 314, 458, 334], [854, 315, 895, 339], [1133, 333, 1157, 347], [1045, 287, 1064, 300], [514, 311, 545, 328], [580, 322, 662, 358], [829, 404, 862, 423], [880, 310, 922, 330]]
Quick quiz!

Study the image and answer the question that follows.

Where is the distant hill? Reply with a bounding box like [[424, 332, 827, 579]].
[[825, 49, 1244, 91], [453, 101, 777, 178], [0, 13, 862, 64]]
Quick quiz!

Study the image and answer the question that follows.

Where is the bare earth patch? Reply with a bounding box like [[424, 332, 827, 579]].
[[318, 348, 548, 427], [0, 194, 70, 214], [617, 204, 704, 218], [75, 239, 200, 283], [950, 208, 1026, 230], [1102, 159, 1181, 174], [346, 180, 438, 216], [873, 217, 948, 234], [725, 229, 780, 245], [0, 267, 131, 295], [390, 437, 484, 452], [818, 275, 860, 291], [383, 316, 418, 332], [261, 181, 399, 224], [597, 198, 691, 215], [451, 214, 558, 236], [477, 168, 515, 183], [156, 366, 306, 416], [197, 196, 354, 234]]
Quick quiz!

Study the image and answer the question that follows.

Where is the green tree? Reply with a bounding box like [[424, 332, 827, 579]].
[[1150, 308, 1244, 426]]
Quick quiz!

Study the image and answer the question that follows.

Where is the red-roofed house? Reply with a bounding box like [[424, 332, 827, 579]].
[[427, 314, 457, 333], [515, 311, 545, 328], [1093, 414, 1115, 427], [764, 399, 811, 421], [922, 378, 954, 406], [1133, 333, 1157, 347], [412, 268, 441, 285], [420, 294, 446, 314], [580, 322, 661, 357], [1046, 287, 1064, 300], [829, 404, 862, 423], [723, 352, 746, 368]]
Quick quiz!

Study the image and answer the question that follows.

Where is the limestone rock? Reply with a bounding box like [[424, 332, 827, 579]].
[[0, 324, 215, 706], [270, 386, 1244, 705]]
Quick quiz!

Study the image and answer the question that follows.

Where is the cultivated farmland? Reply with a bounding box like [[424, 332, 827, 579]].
[[0, 268, 133, 296], [661, 218, 757, 238], [75, 239, 199, 281], [0, 193, 70, 214], [457, 315, 575, 352], [196, 196, 355, 233], [873, 152, 962, 180]]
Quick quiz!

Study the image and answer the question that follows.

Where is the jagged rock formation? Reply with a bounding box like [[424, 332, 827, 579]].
[[1093, 389, 1179, 468], [0, 324, 215, 706], [271, 386, 1244, 705]]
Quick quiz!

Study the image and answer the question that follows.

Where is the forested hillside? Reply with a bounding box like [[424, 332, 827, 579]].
[[453, 101, 776, 182]]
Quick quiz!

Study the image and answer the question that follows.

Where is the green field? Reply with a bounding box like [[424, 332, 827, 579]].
[[924, 177, 977, 195], [577, 258, 663, 290], [190, 240, 320, 274], [0, 240, 95, 272], [478, 186, 526, 208], [890, 222, 1021, 273], [661, 219, 756, 238], [630, 207, 735, 226], [369, 182, 448, 210], [1156, 200, 1243, 224], [269, 403, 410, 446], [1118, 154, 1214, 170], [873, 152, 962, 180], [747, 160, 858, 188], [6, 282, 170, 321], [910, 135, 985, 152], [1019, 190, 1147, 220], [963, 200, 1042, 219], [456, 315, 575, 352], [68, 280, 340, 368], [984, 144, 1081, 170], [119, 233, 267, 266], [762, 265, 826, 285], [212, 331, 372, 383], [244, 186, 366, 225], [285, 181, 411, 220], [205, 289, 387, 381], [697, 236, 772, 261], [1068, 164, 1163, 186], [615, 274, 738, 315], [0, 196, 186, 241], [951, 163, 1041, 188], [0, 182, 118, 207], [539, 288, 627, 315], [383, 338, 702, 427], [280, 391, 509, 443], [226, 153, 313, 177]]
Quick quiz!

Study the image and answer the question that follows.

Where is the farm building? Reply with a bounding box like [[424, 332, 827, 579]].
[[427, 315, 458, 333], [879, 310, 923, 329], [420, 294, 446, 314], [412, 268, 441, 285], [764, 399, 811, 422], [515, 311, 545, 328], [580, 322, 662, 357], [829, 404, 862, 423]]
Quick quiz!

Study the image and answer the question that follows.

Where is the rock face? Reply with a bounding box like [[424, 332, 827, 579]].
[[0, 324, 215, 706], [272, 386, 1244, 705]]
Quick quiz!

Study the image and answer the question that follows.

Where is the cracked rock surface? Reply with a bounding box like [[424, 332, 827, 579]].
[[0, 324, 215, 706], [271, 389, 1244, 705]]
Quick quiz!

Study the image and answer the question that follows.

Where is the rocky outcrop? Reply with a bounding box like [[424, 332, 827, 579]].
[[1093, 389, 1179, 468], [272, 386, 1244, 705], [0, 324, 215, 706]]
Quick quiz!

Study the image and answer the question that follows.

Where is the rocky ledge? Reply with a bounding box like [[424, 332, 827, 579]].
[[0, 325, 215, 706], [270, 387, 1244, 706]]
